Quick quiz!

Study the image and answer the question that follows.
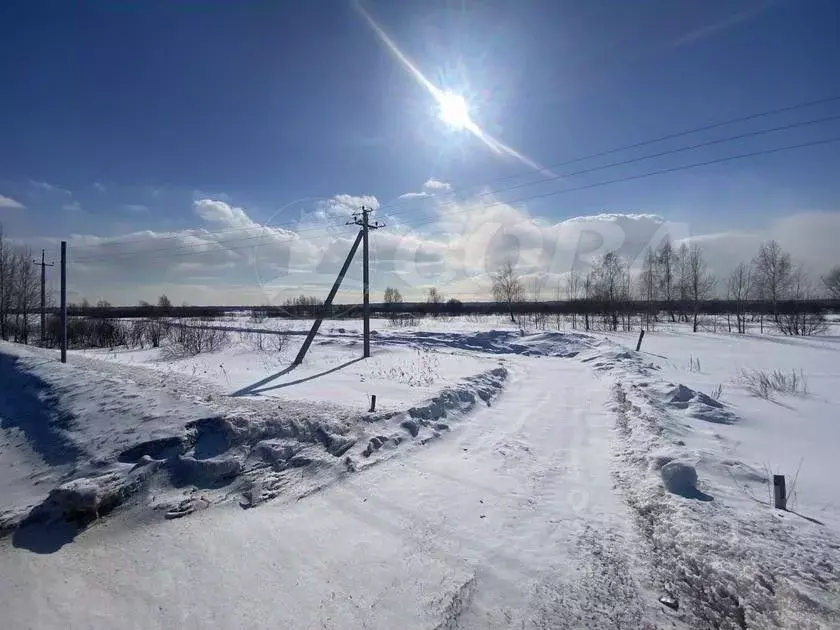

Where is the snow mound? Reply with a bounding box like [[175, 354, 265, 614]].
[[660, 460, 699, 496], [4, 364, 511, 543], [379, 329, 590, 357], [407, 367, 507, 422], [508, 331, 589, 357], [22, 464, 158, 532], [667, 383, 735, 424], [48, 478, 104, 516], [172, 455, 242, 487]]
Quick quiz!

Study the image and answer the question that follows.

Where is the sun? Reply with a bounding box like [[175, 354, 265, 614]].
[[437, 91, 472, 130]]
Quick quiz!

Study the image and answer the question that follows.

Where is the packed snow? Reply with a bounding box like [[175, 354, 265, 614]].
[[1, 315, 839, 628]]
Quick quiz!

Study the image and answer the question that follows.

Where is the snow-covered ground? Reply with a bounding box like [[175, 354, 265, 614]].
[[1, 315, 839, 628]]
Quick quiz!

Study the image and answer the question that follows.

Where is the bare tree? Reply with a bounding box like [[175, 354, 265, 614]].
[[426, 287, 443, 304], [638, 247, 658, 331], [384, 286, 404, 324], [383, 287, 403, 305], [491, 260, 523, 323], [687, 244, 716, 332], [777, 266, 828, 336], [582, 271, 593, 332], [564, 269, 581, 330], [158, 294, 172, 311], [0, 228, 39, 344], [822, 266, 840, 299], [656, 239, 676, 321], [676, 242, 690, 323], [527, 276, 546, 329], [752, 240, 792, 327], [727, 262, 752, 334], [591, 251, 626, 331], [0, 226, 14, 340]]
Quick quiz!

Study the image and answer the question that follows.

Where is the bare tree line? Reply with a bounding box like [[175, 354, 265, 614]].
[[2, 216, 838, 348], [492, 239, 837, 337], [0, 226, 44, 344]]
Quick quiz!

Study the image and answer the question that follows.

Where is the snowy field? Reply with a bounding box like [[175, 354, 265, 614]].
[[1, 315, 839, 628]]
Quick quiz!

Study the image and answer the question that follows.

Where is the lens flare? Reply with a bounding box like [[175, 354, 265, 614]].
[[354, 2, 552, 176]]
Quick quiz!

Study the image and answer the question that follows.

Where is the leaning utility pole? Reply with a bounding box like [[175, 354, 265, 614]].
[[292, 231, 364, 366], [291, 206, 384, 366], [32, 249, 54, 344], [351, 206, 384, 358]]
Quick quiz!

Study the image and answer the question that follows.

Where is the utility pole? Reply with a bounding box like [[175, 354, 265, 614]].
[[60, 241, 67, 363], [32, 249, 54, 344], [292, 231, 364, 365], [350, 206, 384, 358], [292, 206, 384, 366]]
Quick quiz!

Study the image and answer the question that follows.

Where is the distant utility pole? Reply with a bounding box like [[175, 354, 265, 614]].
[[350, 206, 384, 358], [60, 241, 67, 363], [32, 249, 54, 344]]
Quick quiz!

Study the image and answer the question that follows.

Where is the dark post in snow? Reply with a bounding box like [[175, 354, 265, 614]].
[[773, 474, 787, 510], [635, 329, 645, 352], [60, 241, 67, 363], [32, 249, 54, 344], [369, 394, 377, 413]]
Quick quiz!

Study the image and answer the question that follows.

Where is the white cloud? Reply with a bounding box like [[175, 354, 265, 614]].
[[312, 194, 381, 221], [685, 211, 840, 279], [123, 204, 149, 213], [93, 181, 106, 192], [0, 194, 24, 209], [29, 180, 71, 195], [194, 198, 255, 229], [22, 188, 840, 305], [423, 178, 451, 191], [398, 191, 429, 199], [61, 201, 82, 212]]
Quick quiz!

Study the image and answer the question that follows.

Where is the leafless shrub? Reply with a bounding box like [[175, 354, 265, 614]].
[[711, 383, 723, 401], [146, 319, 166, 348], [271, 330, 288, 353], [688, 355, 701, 373], [739, 368, 808, 399], [128, 320, 148, 348], [240, 330, 266, 352], [240, 328, 289, 354], [388, 313, 417, 328], [364, 347, 440, 387], [165, 322, 229, 357]]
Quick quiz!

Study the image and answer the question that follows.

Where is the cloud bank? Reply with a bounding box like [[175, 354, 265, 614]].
[[23, 189, 839, 305]]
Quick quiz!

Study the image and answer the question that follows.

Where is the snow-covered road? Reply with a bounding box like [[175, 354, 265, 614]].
[[1, 356, 661, 629]]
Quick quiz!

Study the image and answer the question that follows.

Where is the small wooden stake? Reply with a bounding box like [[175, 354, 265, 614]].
[[369, 395, 377, 413], [635, 329, 645, 352], [773, 474, 787, 509]]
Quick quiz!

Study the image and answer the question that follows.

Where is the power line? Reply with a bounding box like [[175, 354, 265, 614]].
[[382, 112, 840, 224], [66, 94, 840, 256], [401, 135, 840, 231], [347, 93, 840, 220]]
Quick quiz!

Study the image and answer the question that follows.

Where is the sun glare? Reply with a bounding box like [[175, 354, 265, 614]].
[[437, 92, 472, 130]]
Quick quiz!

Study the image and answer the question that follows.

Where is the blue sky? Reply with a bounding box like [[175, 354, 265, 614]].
[[1, 0, 839, 303]]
